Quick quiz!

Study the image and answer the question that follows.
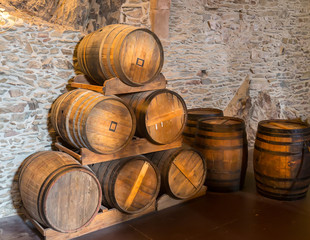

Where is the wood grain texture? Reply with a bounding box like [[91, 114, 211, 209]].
[[146, 147, 206, 199], [91, 155, 160, 214], [195, 116, 248, 192], [120, 89, 187, 145], [70, 73, 167, 95], [19, 151, 101, 233], [55, 138, 183, 165], [254, 119, 310, 200], [51, 89, 136, 154], [183, 108, 223, 147], [77, 24, 164, 86]]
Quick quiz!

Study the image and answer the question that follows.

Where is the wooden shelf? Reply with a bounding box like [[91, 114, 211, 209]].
[[70, 73, 167, 95], [55, 137, 183, 165], [25, 186, 207, 240]]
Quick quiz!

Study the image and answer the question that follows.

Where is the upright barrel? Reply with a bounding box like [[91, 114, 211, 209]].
[[51, 89, 136, 154], [254, 120, 310, 200], [77, 24, 164, 86], [120, 89, 187, 145], [183, 108, 223, 146], [195, 117, 248, 192], [19, 151, 101, 233], [91, 155, 160, 214], [146, 147, 206, 199]]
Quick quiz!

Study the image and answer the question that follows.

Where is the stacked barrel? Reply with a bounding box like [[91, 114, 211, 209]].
[[19, 24, 207, 233]]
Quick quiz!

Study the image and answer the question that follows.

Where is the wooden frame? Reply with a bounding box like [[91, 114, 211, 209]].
[[25, 186, 207, 240], [55, 137, 183, 165], [70, 73, 167, 95]]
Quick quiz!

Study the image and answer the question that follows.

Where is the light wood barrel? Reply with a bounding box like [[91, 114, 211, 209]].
[[254, 120, 310, 200], [119, 89, 187, 145], [19, 151, 101, 233], [91, 155, 160, 214], [146, 147, 206, 199], [77, 24, 164, 86], [183, 108, 223, 146], [51, 89, 136, 154], [195, 117, 248, 192]]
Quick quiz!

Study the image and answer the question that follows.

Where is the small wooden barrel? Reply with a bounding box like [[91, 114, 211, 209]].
[[91, 155, 160, 214], [195, 117, 248, 192], [51, 89, 136, 154], [19, 151, 101, 233], [119, 89, 187, 145], [77, 24, 164, 86], [254, 120, 310, 200], [146, 147, 206, 199], [183, 108, 223, 146]]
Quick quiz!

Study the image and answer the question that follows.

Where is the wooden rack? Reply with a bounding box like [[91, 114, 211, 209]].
[[25, 186, 207, 240], [24, 72, 207, 240], [70, 73, 167, 95], [55, 137, 183, 165]]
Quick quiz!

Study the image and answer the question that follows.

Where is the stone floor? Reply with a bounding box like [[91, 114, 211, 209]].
[[1, 151, 310, 240]]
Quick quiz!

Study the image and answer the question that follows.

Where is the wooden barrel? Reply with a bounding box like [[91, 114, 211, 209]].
[[119, 89, 187, 145], [146, 147, 206, 199], [77, 24, 164, 86], [254, 120, 310, 200], [19, 151, 101, 233], [195, 117, 248, 192], [91, 155, 160, 214], [51, 89, 136, 154], [183, 108, 223, 146]]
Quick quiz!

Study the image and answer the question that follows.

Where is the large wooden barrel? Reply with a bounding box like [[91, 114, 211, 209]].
[[254, 120, 310, 200], [119, 89, 187, 145], [51, 89, 136, 154], [183, 108, 223, 146], [146, 147, 206, 199], [77, 24, 164, 86], [195, 117, 248, 192], [19, 151, 101, 233], [91, 155, 160, 214]]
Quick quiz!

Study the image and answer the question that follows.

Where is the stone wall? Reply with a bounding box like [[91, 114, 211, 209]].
[[0, 6, 83, 218], [164, 0, 310, 144]]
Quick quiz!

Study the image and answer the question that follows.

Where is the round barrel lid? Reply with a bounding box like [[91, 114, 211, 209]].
[[85, 97, 135, 154]]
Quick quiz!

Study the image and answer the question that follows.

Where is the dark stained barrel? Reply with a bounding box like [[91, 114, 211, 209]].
[[146, 147, 206, 199], [19, 151, 101, 233], [77, 24, 164, 86], [91, 155, 160, 214], [119, 89, 187, 145], [195, 117, 248, 192], [183, 108, 223, 146], [50, 89, 136, 154], [254, 119, 310, 200]]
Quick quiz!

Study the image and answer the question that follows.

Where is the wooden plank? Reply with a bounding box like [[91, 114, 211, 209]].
[[156, 186, 207, 211], [54, 142, 81, 161], [70, 82, 104, 93], [79, 138, 182, 165], [103, 73, 166, 95], [32, 204, 155, 240], [70, 74, 166, 95]]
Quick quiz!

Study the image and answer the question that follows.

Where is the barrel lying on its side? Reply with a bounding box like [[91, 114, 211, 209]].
[[120, 89, 187, 145], [19, 151, 102, 233], [77, 24, 164, 86], [146, 147, 206, 199], [195, 117, 248, 192], [91, 155, 160, 214], [254, 119, 310, 200], [51, 89, 136, 154], [182, 108, 223, 146]]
